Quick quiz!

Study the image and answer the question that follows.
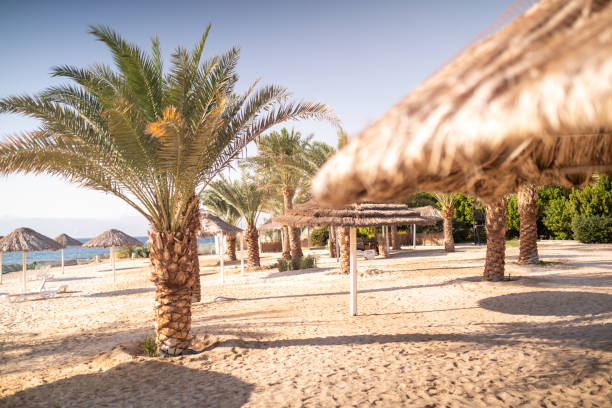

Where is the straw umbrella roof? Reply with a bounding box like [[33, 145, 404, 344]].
[[82, 229, 143, 248], [0, 227, 61, 252], [199, 213, 243, 237], [411, 206, 443, 221], [258, 219, 284, 232], [54, 233, 82, 248], [313, 0, 612, 206], [272, 201, 437, 228]]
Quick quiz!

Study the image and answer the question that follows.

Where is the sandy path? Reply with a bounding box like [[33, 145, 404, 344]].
[[0, 241, 610, 407]]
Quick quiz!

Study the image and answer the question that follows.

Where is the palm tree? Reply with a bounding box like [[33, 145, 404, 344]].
[[517, 183, 539, 264], [245, 128, 313, 267], [201, 190, 241, 261], [484, 197, 508, 281], [0, 26, 335, 355], [434, 193, 458, 252], [208, 174, 265, 268]]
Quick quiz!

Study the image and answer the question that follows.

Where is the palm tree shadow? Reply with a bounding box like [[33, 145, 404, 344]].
[[478, 291, 612, 316], [0, 360, 254, 408], [88, 287, 154, 297]]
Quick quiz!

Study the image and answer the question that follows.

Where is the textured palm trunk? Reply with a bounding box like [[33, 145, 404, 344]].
[[281, 225, 291, 260], [149, 223, 198, 356], [245, 224, 260, 268], [283, 187, 303, 263], [338, 226, 350, 274], [225, 234, 237, 261], [484, 197, 508, 281], [328, 226, 337, 258], [442, 206, 455, 252], [391, 225, 400, 250], [517, 184, 539, 264], [376, 232, 388, 257]]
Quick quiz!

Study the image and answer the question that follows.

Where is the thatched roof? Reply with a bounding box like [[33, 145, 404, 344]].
[[272, 201, 438, 228], [54, 233, 82, 248], [313, 0, 612, 206], [0, 227, 61, 252], [411, 205, 443, 221], [82, 229, 143, 248], [199, 213, 243, 237], [258, 219, 284, 232]]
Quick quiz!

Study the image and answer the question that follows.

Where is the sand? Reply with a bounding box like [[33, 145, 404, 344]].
[[0, 241, 610, 407]]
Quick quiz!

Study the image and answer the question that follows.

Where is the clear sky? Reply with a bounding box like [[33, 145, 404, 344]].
[[0, 0, 514, 236]]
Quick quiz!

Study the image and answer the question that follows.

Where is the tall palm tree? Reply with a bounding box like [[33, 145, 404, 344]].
[[245, 128, 313, 267], [208, 174, 265, 267], [201, 190, 241, 261], [0, 26, 334, 355], [517, 183, 539, 264], [484, 197, 508, 281], [434, 193, 458, 252]]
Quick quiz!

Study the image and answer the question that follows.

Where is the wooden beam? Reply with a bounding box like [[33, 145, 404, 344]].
[[22, 251, 26, 294], [240, 232, 245, 275], [350, 226, 357, 316], [413, 224, 416, 249], [219, 233, 225, 284]]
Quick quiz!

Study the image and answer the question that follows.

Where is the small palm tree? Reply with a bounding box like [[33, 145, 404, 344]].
[[0, 26, 335, 355], [207, 174, 266, 267], [434, 193, 458, 252], [484, 197, 508, 281], [517, 183, 539, 263], [201, 190, 241, 261]]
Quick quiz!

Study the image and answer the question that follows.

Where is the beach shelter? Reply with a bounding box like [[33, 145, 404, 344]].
[[258, 219, 285, 253], [54, 233, 82, 274], [313, 0, 612, 279], [83, 229, 142, 285], [273, 202, 437, 316], [199, 213, 244, 281], [0, 228, 61, 293], [0, 235, 3, 284]]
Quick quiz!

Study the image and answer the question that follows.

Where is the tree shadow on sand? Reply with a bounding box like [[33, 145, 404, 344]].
[[87, 287, 154, 298], [0, 360, 254, 408], [478, 291, 612, 316]]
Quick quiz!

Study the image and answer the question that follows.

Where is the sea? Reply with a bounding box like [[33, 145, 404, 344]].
[[1, 236, 214, 273]]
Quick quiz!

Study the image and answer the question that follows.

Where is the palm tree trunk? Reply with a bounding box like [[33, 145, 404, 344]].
[[225, 234, 237, 261], [281, 225, 291, 260], [282, 187, 303, 263], [442, 206, 455, 252], [338, 226, 350, 274], [484, 197, 508, 281], [149, 225, 197, 356], [517, 183, 539, 264], [329, 226, 337, 258], [375, 227, 388, 257], [246, 224, 260, 267], [391, 225, 400, 250], [186, 194, 201, 303]]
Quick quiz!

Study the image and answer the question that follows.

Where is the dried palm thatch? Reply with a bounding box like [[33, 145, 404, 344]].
[[83, 229, 142, 248], [411, 205, 443, 221], [199, 213, 243, 237], [258, 219, 284, 232], [313, 0, 612, 206], [54, 233, 82, 248], [272, 201, 437, 228], [0, 227, 61, 252]]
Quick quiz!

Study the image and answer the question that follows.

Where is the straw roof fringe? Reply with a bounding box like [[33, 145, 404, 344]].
[[54, 233, 82, 248], [258, 219, 284, 232], [199, 213, 243, 237], [313, 0, 612, 206], [411, 205, 443, 220], [83, 229, 142, 248], [0, 227, 62, 252]]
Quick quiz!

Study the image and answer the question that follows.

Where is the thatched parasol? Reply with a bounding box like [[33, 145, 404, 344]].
[[83, 229, 142, 285], [0, 227, 61, 293], [199, 213, 244, 282], [258, 219, 284, 232], [54, 233, 82, 274], [313, 0, 612, 206]]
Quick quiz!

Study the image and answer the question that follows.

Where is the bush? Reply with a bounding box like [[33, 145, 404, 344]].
[[572, 215, 612, 243], [506, 194, 520, 238], [277, 258, 292, 272], [543, 198, 574, 239], [310, 227, 329, 246], [276, 255, 317, 271], [140, 334, 158, 357]]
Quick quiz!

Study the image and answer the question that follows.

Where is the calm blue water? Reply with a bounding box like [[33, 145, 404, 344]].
[[1, 236, 214, 271]]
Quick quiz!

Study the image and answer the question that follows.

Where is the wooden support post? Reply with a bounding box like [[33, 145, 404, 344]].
[[350, 227, 357, 316], [22, 251, 26, 294], [413, 224, 416, 249], [335, 226, 340, 263], [240, 232, 245, 275], [0, 252, 3, 285], [219, 233, 225, 284], [385, 225, 390, 255], [280, 228, 285, 252], [61, 248, 65, 274], [307, 227, 311, 250], [111, 245, 116, 285]]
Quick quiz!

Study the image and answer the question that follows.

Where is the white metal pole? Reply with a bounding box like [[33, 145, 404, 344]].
[[280, 228, 284, 252], [61, 248, 65, 274], [385, 226, 390, 255], [349, 227, 357, 316], [111, 246, 116, 285], [307, 227, 311, 250], [22, 251, 26, 293], [413, 224, 416, 249], [335, 226, 340, 263], [240, 232, 245, 275], [219, 233, 225, 284]]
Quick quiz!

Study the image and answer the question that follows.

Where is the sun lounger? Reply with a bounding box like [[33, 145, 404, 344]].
[[356, 249, 376, 260], [2, 276, 67, 303], [28, 265, 54, 282]]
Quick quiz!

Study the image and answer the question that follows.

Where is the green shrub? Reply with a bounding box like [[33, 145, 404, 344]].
[[277, 255, 317, 271], [140, 335, 158, 357], [277, 258, 292, 272], [543, 198, 574, 239], [506, 195, 520, 238], [298, 255, 317, 269], [571, 215, 612, 243], [310, 227, 329, 246]]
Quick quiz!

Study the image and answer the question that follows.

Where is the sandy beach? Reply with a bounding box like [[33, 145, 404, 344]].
[[0, 241, 610, 407]]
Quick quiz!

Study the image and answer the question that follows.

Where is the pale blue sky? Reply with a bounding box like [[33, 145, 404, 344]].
[[0, 0, 514, 235]]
